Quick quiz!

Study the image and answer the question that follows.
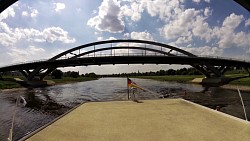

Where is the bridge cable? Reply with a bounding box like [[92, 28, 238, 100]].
[[236, 85, 248, 121]]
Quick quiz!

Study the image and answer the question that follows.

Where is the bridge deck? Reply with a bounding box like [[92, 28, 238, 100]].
[[23, 99, 250, 141]]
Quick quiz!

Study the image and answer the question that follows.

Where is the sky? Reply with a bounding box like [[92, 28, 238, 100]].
[[0, 0, 249, 74]]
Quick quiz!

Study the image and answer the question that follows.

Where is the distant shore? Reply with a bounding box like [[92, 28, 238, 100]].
[[0, 77, 98, 90], [134, 75, 250, 92]]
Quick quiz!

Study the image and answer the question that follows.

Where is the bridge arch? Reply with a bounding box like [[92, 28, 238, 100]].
[[49, 40, 196, 61], [26, 39, 220, 80]]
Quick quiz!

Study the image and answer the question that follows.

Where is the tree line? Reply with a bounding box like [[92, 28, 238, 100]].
[[51, 69, 97, 79], [102, 66, 246, 77], [101, 67, 202, 77]]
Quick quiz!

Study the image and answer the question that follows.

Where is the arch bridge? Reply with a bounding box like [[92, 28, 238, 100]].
[[0, 39, 250, 87]]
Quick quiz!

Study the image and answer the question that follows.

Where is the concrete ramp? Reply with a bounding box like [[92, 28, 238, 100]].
[[23, 99, 250, 141]]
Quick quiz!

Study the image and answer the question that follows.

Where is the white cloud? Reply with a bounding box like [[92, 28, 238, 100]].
[[176, 33, 193, 44], [87, 0, 124, 33], [21, 7, 39, 18], [28, 46, 45, 55], [30, 9, 38, 18], [130, 31, 154, 41], [43, 27, 76, 43], [121, 2, 144, 22], [162, 8, 201, 40], [0, 24, 76, 46], [97, 37, 104, 41], [233, 31, 250, 48], [108, 37, 117, 40], [158, 3, 248, 51], [22, 11, 29, 17], [222, 13, 243, 30], [192, 0, 210, 3], [124, 33, 130, 38], [145, 0, 183, 21], [184, 46, 223, 56], [7, 46, 46, 63], [113, 31, 154, 54], [0, 22, 12, 34], [54, 3, 66, 12], [0, 32, 16, 46], [245, 18, 250, 27], [192, 0, 201, 3], [212, 13, 248, 48], [98, 36, 117, 41], [0, 7, 15, 21], [204, 7, 212, 17], [192, 16, 212, 42]]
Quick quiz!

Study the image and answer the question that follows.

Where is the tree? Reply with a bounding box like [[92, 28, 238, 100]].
[[167, 69, 176, 75], [70, 71, 79, 78], [85, 72, 97, 78], [51, 69, 63, 79]]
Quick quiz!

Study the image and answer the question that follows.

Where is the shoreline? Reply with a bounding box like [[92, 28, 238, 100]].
[[133, 76, 250, 92], [0, 77, 98, 92], [221, 84, 250, 92], [1, 77, 250, 92]]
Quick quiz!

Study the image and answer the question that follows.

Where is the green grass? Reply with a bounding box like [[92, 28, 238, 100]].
[[230, 77, 250, 86], [0, 81, 22, 89], [225, 74, 250, 86]]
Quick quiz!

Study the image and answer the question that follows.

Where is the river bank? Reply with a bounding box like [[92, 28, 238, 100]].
[[0, 76, 98, 90], [133, 75, 250, 91]]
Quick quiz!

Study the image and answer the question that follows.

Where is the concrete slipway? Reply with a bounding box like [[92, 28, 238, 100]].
[[22, 99, 250, 141]]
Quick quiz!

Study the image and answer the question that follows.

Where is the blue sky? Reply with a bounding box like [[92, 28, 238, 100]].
[[0, 0, 249, 74]]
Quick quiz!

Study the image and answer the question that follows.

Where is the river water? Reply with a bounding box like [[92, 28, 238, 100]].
[[0, 78, 249, 140]]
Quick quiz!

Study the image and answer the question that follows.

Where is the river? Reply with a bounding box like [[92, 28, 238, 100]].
[[0, 78, 249, 140]]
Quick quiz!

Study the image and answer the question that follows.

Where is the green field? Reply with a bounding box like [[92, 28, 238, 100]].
[[0, 76, 97, 90]]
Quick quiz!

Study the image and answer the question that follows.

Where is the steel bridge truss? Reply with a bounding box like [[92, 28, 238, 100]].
[[1, 40, 247, 82]]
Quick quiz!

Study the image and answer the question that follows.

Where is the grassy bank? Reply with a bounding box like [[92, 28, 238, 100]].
[[0, 81, 22, 89], [134, 75, 250, 86], [134, 75, 203, 83], [0, 76, 98, 90], [230, 78, 250, 86]]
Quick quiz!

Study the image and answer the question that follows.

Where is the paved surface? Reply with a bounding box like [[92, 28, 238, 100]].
[[24, 99, 250, 141]]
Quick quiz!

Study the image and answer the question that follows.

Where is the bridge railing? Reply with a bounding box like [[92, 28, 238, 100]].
[[196, 55, 250, 63], [79, 53, 169, 57], [69, 52, 250, 63], [0, 59, 49, 68]]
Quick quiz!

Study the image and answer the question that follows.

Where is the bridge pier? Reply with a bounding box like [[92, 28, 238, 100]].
[[23, 79, 55, 88], [244, 67, 250, 75], [200, 77, 230, 87]]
